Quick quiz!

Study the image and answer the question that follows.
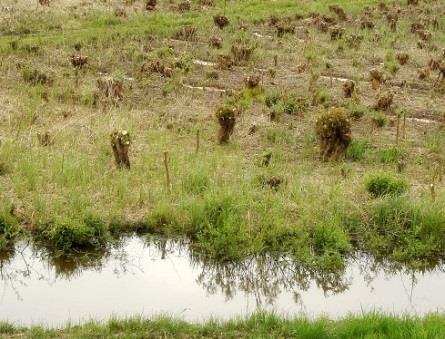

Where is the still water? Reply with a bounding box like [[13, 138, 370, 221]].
[[0, 236, 444, 327]]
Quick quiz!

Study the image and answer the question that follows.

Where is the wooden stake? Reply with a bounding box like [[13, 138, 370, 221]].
[[402, 113, 406, 139], [164, 151, 172, 194], [396, 114, 400, 145], [430, 183, 436, 202], [195, 129, 200, 155]]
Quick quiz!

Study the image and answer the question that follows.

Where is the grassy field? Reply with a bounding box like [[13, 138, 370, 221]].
[[1, 0, 445, 274], [2, 312, 445, 338]]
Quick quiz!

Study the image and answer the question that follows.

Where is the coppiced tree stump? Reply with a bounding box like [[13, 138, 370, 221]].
[[111, 130, 131, 169], [95, 77, 124, 108], [215, 105, 237, 144]]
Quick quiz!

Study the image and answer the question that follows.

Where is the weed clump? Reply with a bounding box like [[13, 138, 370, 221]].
[[329, 5, 347, 21], [346, 139, 369, 161], [265, 91, 308, 120], [215, 105, 237, 144], [183, 173, 210, 195], [315, 108, 352, 160], [114, 8, 127, 18], [369, 68, 384, 90], [70, 55, 88, 69], [189, 195, 251, 261], [330, 26, 344, 40], [0, 162, 9, 176], [231, 42, 255, 64], [371, 111, 387, 127], [257, 175, 284, 190], [209, 36, 223, 49], [22, 68, 52, 85], [348, 103, 368, 120], [213, 15, 229, 30], [396, 52, 409, 65], [244, 75, 260, 89], [141, 61, 173, 78], [418, 67, 430, 80], [217, 54, 234, 70], [0, 212, 18, 251], [275, 21, 295, 37], [368, 197, 445, 267], [172, 26, 197, 41], [38, 215, 109, 251], [364, 172, 408, 197], [312, 90, 331, 107], [343, 80, 355, 98], [178, 1, 191, 11], [384, 52, 400, 74], [374, 92, 393, 111], [145, 0, 157, 11], [377, 146, 405, 164], [95, 76, 123, 105], [37, 131, 53, 146]]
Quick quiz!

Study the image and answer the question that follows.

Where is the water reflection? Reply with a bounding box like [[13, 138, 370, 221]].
[[1, 236, 445, 326], [193, 255, 350, 306]]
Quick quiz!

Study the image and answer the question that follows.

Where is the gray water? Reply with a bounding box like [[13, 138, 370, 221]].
[[1, 236, 444, 327]]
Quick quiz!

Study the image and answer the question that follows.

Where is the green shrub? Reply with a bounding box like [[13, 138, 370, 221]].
[[38, 215, 109, 251], [364, 172, 408, 197], [346, 140, 369, 161]]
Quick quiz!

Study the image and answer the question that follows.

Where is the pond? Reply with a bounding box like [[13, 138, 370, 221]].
[[1, 236, 444, 327]]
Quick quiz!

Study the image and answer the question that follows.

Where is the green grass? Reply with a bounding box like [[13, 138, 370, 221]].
[[364, 172, 408, 197], [2, 312, 445, 338]]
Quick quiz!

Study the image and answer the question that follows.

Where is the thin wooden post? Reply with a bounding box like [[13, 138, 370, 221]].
[[402, 113, 406, 139], [195, 129, 200, 155], [430, 183, 436, 202], [164, 151, 172, 194], [396, 114, 400, 145]]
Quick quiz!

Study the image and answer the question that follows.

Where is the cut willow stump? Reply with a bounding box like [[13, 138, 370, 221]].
[[96, 76, 123, 107], [111, 130, 131, 169]]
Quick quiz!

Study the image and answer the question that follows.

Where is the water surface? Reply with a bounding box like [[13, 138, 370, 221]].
[[1, 237, 444, 327]]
